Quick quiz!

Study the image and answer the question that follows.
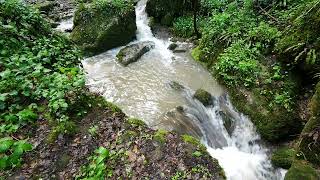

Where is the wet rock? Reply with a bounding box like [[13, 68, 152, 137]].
[[159, 107, 202, 139], [168, 43, 178, 50], [116, 41, 155, 66], [65, 28, 73, 33], [173, 47, 187, 53], [219, 110, 235, 135], [193, 89, 213, 106], [168, 81, 184, 91]]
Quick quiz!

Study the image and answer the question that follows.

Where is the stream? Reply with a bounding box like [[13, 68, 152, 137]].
[[75, 0, 287, 179]]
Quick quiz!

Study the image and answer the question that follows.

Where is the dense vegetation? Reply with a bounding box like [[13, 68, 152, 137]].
[[0, 0, 87, 170], [147, 0, 320, 178]]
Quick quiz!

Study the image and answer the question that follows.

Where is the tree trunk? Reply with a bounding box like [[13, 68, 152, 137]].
[[192, 0, 200, 38]]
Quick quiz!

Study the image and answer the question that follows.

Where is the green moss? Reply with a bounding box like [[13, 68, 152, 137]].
[[285, 160, 319, 180], [193, 89, 213, 106], [271, 147, 296, 169], [122, 130, 138, 141], [191, 47, 201, 62], [153, 129, 168, 144], [182, 135, 206, 152], [227, 87, 302, 142], [127, 118, 146, 128]]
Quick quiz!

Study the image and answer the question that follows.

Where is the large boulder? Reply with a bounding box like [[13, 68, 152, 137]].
[[116, 41, 155, 66], [70, 0, 137, 55]]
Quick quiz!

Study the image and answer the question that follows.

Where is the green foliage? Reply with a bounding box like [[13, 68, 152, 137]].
[[172, 16, 207, 38], [173, 16, 194, 38], [171, 171, 187, 180], [0, 0, 85, 143], [76, 147, 111, 179], [192, 151, 203, 157], [214, 41, 261, 87], [276, 0, 320, 71], [0, 137, 32, 170]]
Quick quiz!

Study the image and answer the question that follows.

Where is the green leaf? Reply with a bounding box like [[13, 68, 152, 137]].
[[0, 137, 14, 153], [96, 147, 109, 159], [0, 156, 8, 170]]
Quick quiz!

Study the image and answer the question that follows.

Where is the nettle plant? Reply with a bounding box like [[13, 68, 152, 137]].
[[0, 137, 32, 170]]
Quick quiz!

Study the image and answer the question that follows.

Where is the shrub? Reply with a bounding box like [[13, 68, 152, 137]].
[[214, 41, 261, 87]]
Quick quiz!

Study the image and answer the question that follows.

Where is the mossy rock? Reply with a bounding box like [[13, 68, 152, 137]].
[[227, 87, 303, 142], [182, 134, 206, 152], [193, 89, 213, 106], [71, 0, 137, 55], [271, 147, 296, 169], [285, 160, 319, 180], [297, 82, 320, 165]]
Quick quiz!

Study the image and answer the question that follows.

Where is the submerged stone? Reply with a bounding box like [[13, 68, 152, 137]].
[[168, 81, 184, 91], [193, 89, 213, 106], [116, 41, 155, 66]]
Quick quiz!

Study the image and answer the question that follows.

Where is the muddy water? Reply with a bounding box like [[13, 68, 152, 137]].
[[79, 0, 286, 179], [83, 47, 223, 125]]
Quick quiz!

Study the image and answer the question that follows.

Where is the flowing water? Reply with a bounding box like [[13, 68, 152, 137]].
[[80, 0, 286, 179]]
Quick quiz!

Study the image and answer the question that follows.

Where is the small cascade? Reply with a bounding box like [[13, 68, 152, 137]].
[[175, 87, 285, 179]]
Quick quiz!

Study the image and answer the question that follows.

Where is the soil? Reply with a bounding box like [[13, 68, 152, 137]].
[[3, 103, 225, 179]]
